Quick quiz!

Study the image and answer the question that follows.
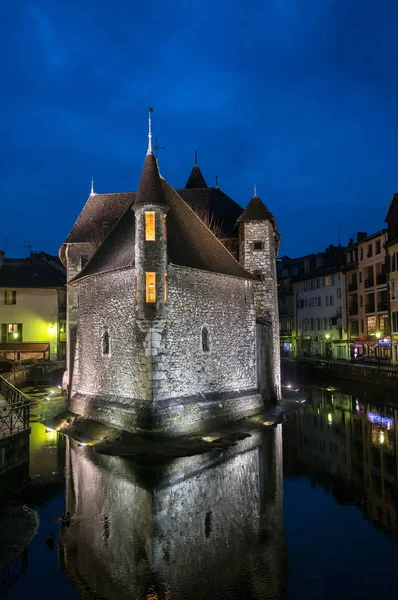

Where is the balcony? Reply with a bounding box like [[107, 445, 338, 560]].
[[364, 278, 374, 289], [348, 282, 358, 292], [376, 273, 387, 285], [377, 302, 388, 312], [365, 304, 375, 314]]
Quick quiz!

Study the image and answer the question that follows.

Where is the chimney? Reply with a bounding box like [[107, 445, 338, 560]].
[[0, 250, 4, 267], [356, 231, 367, 242], [348, 237, 354, 246]]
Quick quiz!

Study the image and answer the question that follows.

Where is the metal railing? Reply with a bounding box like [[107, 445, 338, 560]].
[[0, 375, 30, 439]]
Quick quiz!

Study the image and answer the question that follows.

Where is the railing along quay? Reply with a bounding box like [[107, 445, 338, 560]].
[[0, 375, 30, 439]]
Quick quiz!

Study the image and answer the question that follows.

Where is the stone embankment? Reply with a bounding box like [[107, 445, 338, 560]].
[[282, 356, 398, 389]]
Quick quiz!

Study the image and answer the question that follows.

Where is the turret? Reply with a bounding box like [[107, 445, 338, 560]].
[[133, 109, 169, 321], [237, 187, 281, 401]]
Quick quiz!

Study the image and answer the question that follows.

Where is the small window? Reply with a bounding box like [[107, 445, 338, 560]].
[[253, 269, 263, 280], [164, 273, 167, 303], [146, 272, 156, 303], [367, 244, 373, 258], [5, 291, 16, 305], [376, 240, 381, 254], [145, 211, 156, 241], [1, 323, 22, 342], [201, 325, 210, 353], [80, 256, 89, 271], [360, 248, 364, 260], [102, 327, 110, 356], [253, 241, 263, 250]]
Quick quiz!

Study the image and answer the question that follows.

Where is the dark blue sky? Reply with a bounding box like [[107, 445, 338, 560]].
[[1, 0, 398, 258]]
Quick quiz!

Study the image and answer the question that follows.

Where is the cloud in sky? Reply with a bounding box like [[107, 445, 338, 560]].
[[1, 0, 398, 256]]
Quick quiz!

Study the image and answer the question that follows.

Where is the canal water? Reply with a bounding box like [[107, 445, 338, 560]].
[[3, 380, 398, 599]]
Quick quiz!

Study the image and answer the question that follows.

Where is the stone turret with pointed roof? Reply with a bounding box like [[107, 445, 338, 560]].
[[238, 188, 277, 230], [185, 151, 208, 189]]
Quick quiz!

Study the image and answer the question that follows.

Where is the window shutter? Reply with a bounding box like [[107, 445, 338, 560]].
[[1, 324, 6, 342], [17, 323, 23, 341], [12, 291, 16, 304]]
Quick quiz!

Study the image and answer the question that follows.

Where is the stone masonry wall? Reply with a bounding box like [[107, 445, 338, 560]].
[[239, 220, 281, 400], [153, 265, 257, 401], [65, 243, 96, 388], [72, 269, 150, 401]]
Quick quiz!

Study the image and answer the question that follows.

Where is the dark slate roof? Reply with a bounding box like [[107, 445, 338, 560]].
[[72, 178, 255, 282], [64, 192, 135, 244], [176, 187, 243, 237], [72, 208, 136, 281], [133, 154, 167, 210], [0, 255, 66, 288], [238, 195, 277, 229], [185, 165, 208, 189], [162, 180, 254, 279]]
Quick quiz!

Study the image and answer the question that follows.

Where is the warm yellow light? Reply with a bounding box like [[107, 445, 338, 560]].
[[263, 421, 273, 426], [145, 211, 155, 241], [146, 272, 156, 303], [13, 332, 18, 339], [375, 332, 381, 339], [325, 334, 330, 340], [380, 431, 385, 444], [202, 436, 217, 442], [328, 413, 332, 424]]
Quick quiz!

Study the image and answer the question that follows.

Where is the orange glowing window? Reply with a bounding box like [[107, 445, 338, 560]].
[[145, 211, 155, 241], [164, 213, 167, 242], [164, 273, 167, 303], [146, 272, 156, 303]]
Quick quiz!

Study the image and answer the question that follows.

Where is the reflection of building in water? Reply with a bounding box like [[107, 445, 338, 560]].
[[284, 387, 398, 538], [59, 429, 286, 599]]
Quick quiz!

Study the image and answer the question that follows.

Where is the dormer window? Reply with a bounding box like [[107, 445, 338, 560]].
[[146, 272, 156, 303], [253, 241, 264, 250], [145, 211, 155, 241]]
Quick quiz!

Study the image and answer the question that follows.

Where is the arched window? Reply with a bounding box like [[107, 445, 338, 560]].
[[102, 327, 110, 356], [201, 325, 210, 353]]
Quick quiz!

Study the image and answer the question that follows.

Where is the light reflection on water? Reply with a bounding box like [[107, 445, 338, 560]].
[[6, 382, 398, 599]]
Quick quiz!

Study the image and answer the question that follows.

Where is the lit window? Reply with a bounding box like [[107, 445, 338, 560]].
[[1, 323, 22, 341], [5, 291, 16, 305], [164, 213, 167, 242], [164, 273, 167, 303], [102, 327, 110, 356], [145, 211, 155, 241], [146, 272, 156, 303]]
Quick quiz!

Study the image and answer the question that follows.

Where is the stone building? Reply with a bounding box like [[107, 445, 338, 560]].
[[60, 117, 280, 434], [385, 195, 398, 362]]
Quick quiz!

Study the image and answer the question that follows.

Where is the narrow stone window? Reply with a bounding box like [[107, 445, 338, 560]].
[[201, 325, 210, 353], [164, 213, 167, 242], [164, 273, 167, 303], [146, 272, 156, 303], [102, 327, 110, 356], [135, 275, 138, 301], [145, 211, 155, 241], [253, 241, 264, 250]]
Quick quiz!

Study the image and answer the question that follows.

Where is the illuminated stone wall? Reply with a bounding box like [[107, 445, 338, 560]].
[[239, 220, 281, 400], [71, 269, 148, 401], [155, 265, 257, 400]]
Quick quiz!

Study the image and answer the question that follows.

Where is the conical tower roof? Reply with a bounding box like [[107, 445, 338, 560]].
[[238, 193, 277, 230], [133, 153, 168, 210], [185, 165, 208, 189]]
